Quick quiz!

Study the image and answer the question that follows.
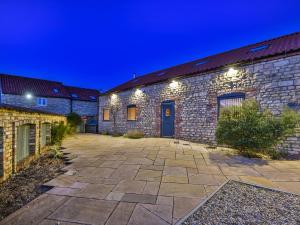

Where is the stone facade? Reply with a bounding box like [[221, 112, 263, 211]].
[[99, 53, 300, 154], [1, 94, 71, 115], [72, 100, 98, 116], [1, 94, 98, 117], [0, 107, 66, 182]]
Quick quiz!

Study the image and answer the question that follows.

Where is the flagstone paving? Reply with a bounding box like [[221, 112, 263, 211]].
[[1, 134, 300, 225]]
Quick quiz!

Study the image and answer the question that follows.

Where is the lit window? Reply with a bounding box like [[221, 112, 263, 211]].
[[127, 105, 137, 121], [37, 97, 47, 106], [103, 109, 110, 121], [52, 88, 59, 93], [217, 93, 245, 116], [71, 93, 78, 98], [249, 44, 270, 53]]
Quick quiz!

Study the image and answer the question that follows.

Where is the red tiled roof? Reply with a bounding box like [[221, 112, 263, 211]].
[[0, 74, 69, 98], [0, 74, 100, 102], [65, 86, 100, 102], [107, 32, 300, 94]]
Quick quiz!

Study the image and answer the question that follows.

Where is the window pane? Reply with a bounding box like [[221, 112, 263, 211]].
[[127, 106, 137, 121], [103, 109, 110, 121], [219, 98, 244, 109]]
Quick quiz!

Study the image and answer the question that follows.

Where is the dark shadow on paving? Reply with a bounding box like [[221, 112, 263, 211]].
[[207, 152, 269, 166], [179, 180, 300, 225]]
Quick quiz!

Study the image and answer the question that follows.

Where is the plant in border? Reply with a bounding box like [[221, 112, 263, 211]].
[[216, 99, 300, 158], [67, 112, 82, 133]]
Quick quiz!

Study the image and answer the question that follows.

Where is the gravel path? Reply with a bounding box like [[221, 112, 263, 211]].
[[181, 180, 300, 225]]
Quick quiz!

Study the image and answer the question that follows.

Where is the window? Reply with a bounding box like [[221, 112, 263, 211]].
[[37, 97, 47, 106], [127, 105, 137, 121], [249, 44, 270, 53], [89, 96, 96, 100], [217, 93, 245, 116], [103, 109, 110, 121], [156, 72, 166, 77], [52, 88, 59, 93], [195, 60, 209, 66]]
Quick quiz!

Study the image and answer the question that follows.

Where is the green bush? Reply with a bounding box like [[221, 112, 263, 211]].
[[216, 100, 300, 157], [48, 145, 63, 159], [67, 112, 82, 133], [125, 129, 144, 139], [51, 122, 70, 145]]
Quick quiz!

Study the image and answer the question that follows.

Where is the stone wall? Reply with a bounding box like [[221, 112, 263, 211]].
[[0, 107, 66, 182], [98, 53, 300, 154], [1, 94, 71, 115], [72, 100, 98, 116]]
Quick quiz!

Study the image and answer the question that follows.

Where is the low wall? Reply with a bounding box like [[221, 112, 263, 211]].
[[0, 105, 66, 182]]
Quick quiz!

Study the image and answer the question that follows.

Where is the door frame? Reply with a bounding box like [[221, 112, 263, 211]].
[[161, 100, 175, 138]]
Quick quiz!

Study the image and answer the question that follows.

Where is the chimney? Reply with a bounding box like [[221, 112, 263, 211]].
[[133, 73, 136, 79]]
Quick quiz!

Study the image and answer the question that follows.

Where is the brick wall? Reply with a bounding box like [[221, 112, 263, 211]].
[[0, 108, 66, 182], [98, 54, 300, 154], [1, 94, 71, 115]]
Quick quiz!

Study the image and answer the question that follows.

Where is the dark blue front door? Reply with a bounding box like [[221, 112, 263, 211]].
[[161, 101, 175, 137]]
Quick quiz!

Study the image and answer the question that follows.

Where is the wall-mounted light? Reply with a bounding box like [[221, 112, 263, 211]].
[[25, 93, 33, 99], [227, 67, 238, 76], [111, 93, 117, 100], [169, 80, 179, 89]]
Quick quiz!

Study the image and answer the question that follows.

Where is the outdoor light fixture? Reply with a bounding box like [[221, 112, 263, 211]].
[[111, 93, 117, 99], [135, 88, 143, 95], [25, 93, 33, 99], [170, 80, 179, 88], [228, 67, 238, 76]]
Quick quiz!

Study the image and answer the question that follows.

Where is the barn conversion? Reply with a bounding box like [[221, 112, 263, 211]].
[[98, 32, 300, 155]]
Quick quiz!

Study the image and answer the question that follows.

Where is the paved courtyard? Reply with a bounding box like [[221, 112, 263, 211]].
[[1, 134, 300, 225]]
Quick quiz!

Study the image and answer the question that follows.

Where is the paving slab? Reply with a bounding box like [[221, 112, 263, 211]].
[[0, 194, 69, 225], [48, 197, 116, 225], [121, 193, 157, 204], [113, 180, 146, 194], [159, 183, 206, 198], [127, 205, 170, 225], [105, 202, 136, 225]]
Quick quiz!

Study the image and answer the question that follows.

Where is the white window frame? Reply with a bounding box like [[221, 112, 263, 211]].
[[37, 97, 47, 106]]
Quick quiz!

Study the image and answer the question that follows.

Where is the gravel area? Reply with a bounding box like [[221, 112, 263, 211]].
[[181, 180, 300, 225], [0, 152, 65, 221]]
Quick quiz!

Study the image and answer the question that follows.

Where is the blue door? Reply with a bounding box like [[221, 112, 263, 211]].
[[161, 101, 175, 137]]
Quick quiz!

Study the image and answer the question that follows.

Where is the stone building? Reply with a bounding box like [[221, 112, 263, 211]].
[[98, 32, 300, 155], [0, 104, 66, 182], [0, 74, 100, 132]]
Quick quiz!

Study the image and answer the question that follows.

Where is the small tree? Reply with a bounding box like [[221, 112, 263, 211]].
[[67, 112, 82, 133], [110, 104, 121, 135], [216, 100, 300, 157]]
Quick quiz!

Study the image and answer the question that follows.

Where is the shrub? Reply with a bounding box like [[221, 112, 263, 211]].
[[216, 100, 300, 157], [48, 145, 63, 159], [67, 113, 82, 133], [125, 129, 144, 139], [51, 122, 70, 145]]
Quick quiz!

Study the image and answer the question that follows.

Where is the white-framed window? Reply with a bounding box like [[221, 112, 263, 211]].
[[37, 97, 47, 106]]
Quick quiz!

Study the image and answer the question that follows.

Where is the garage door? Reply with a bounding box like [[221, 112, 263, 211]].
[[16, 125, 30, 163]]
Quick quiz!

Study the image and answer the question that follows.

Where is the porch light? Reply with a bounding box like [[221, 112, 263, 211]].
[[25, 93, 33, 99], [170, 80, 179, 89], [111, 93, 117, 100], [228, 67, 238, 76], [135, 88, 143, 95]]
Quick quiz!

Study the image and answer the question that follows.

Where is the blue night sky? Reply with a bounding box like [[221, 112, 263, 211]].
[[0, 1, 299, 92]]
